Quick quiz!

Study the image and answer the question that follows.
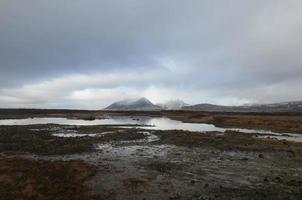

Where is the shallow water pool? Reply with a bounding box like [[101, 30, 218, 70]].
[[0, 116, 301, 142]]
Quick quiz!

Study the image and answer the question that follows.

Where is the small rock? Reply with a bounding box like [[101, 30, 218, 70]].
[[258, 154, 264, 159]]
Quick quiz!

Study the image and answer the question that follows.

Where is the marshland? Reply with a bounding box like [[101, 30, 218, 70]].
[[1, 109, 302, 199]]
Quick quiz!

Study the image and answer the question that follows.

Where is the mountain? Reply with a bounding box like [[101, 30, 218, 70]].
[[105, 98, 302, 112], [105, 97, 162, 111], [182, 101, 302, 113], [158, 100, 189, 110]]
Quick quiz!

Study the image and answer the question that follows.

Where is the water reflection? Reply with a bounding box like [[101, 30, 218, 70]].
[[0, 117, 140, 126], [0, 116, 301, 142]]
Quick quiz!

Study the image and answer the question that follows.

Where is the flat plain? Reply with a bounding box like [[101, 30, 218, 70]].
[[1, 109, 302, 200]]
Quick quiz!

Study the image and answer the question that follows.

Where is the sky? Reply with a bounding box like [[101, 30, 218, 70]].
[[1, 0, 302, 109]]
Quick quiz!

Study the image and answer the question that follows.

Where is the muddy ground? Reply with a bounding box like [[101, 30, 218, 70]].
[[1, 118, 302, 200]]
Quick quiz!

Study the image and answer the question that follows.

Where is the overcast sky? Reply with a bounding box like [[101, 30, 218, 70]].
[[1, 0, 302, 109]]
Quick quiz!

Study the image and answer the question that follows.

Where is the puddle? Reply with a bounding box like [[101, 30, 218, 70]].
[[0, 117, 141, 126], [117, 131, 160, 143], [255, 133, 302, 142], [96, 143, 173, 159], [52, 133, 97, 138], [95, 131, 164, 159]]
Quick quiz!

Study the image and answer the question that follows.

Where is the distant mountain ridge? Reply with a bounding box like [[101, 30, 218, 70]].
[[105, 98, 302, 112], [182, 101, 302, 113]]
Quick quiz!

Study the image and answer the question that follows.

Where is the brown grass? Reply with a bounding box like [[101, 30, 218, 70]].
[[154, 130, 302, 152], [163, 112, 302, 134], [0, 158, 97, 200]]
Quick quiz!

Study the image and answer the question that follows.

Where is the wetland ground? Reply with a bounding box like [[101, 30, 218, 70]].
[[0, 109, 302, 200]]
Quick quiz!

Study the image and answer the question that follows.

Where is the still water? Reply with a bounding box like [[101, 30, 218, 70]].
[[0, 116, 301, 142]]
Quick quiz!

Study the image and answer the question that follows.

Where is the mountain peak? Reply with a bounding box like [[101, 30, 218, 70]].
[[136, 97, 151, 103], [105, 97, 161, 111]]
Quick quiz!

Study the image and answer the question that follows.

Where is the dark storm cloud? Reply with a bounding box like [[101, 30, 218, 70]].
[[0, 0, 302, 108]]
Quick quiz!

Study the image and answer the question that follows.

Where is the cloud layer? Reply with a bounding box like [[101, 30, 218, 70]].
[[1, 0, 302, 109]]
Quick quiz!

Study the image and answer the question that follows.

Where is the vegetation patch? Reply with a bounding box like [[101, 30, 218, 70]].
[[153, 130, 302, 152], [192, 182, 302, 200], [101, 130, 147, 142], [0, 157, 98, 200], [139, 160, 183, 173], [0, 126, 149, 155], [0, 126, 95, 155], [123, 177, 149, 195], [163, 111, 302, 134]]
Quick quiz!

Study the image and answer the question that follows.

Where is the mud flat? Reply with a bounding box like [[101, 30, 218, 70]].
[[1, 119, 302, 200]]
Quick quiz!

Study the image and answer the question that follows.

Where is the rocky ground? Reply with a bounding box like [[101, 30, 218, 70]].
[[1, 123, 302, 200]]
